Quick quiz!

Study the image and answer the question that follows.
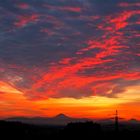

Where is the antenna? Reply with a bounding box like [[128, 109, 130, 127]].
[[115, 110, 119, 133]]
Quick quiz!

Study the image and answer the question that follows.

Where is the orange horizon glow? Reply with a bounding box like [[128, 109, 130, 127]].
[[0, 1, 140, 122], [0, 81, 140, 121]]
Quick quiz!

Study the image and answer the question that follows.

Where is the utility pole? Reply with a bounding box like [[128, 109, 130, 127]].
[[115, 110, 119, 133]]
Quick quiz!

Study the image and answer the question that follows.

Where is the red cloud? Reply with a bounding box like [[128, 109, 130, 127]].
[[40, 28, 56, 36], [59, 58, 72, 65], [25, 64, 140, 99], [43, 4, 82, 13], [17, 3, 30, 9], [119, 2, 140, 7], [58, 7, 81, 12], [14, 14, 39, 28], [1, 1, 140, 100], [21, 7, 140, 99], [109, 11, 133, 30]]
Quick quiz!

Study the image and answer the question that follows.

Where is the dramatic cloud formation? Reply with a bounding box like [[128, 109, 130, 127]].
[[0, 0, 140, 119]]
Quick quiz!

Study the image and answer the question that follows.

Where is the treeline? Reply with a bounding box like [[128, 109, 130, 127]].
[[0, 120, 139, 140]]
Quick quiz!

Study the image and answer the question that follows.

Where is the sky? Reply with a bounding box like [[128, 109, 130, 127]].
[[0, 0, 140, 120]]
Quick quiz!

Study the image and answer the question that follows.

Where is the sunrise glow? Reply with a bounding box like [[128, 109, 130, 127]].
[[0, 0, 140, 121]]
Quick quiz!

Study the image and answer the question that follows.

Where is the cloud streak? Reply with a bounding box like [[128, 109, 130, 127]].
[[0, 0, 140, 100]]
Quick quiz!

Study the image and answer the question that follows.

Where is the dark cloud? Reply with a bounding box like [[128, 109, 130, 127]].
[[0, 0, 140, 99]]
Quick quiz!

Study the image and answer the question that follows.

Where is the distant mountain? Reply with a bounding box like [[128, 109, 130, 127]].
[[53, 113, 71, 119], [97, 118, 140, 126], [5, 114, 90, 126], [128, 119, 140, 124]]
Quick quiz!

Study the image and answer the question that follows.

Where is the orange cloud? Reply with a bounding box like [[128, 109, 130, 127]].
[[0, 81, 22, 94]]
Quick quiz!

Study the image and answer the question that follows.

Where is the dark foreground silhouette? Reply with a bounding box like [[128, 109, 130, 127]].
[[0, 120, 140, 140]]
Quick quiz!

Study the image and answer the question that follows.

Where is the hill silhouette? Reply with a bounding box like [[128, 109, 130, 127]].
[[1, 119, 140, 140], [6, 114, 90, 125]]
